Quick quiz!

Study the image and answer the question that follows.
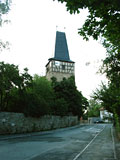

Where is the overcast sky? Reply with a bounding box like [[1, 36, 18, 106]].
[[0, 0, 107, 98]]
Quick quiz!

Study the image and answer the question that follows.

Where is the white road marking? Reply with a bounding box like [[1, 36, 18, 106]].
[[85, 127, 94, 131], [85, 127, 101, 134], [72, 126, 105, 160], [24, 148, 54, 160]]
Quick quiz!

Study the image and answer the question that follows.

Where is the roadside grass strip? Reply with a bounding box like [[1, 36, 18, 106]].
[[111, 126, 117, 160]]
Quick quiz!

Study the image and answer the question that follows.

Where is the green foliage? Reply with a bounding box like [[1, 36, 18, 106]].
[[93, 82, 120, 116], [114, 112, 120, 132], [0, 62, 88, 118], [87, 99, 101, 117], [24, 75, 54, 117], [55, 0, 120, 51], [100, 52, 120, 83], [54, 0, 120, 127], [92, 79, 120, 128], [0, 0, 11, 50], [32, 75, 54, 103], [0, 62, 19, 110], [0, 0, 11, 15], [0, 62, 32, 112], [0, 0, 11, 26], [94, 50, 120, 121], [53, 98, 68, 116], [24, 93, 50, 117], [6, 88, 21, 112], [51, 76, 88, 117]]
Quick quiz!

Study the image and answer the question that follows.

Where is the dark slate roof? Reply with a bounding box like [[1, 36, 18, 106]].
[[49, 31, 74, 63]]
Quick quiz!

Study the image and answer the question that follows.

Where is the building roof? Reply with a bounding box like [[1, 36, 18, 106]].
[[49, 31, 74, 63]]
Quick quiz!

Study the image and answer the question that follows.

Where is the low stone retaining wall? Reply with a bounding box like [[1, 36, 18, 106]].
[[0, 112, 78, 135]]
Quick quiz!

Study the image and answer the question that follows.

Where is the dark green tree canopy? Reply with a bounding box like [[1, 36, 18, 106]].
[[0, 62, 32, 111], [51, 76, 88, 117], [54, 0, 120, 128], [95, 82, 120, 112], [0, 62, 88, 118], [55, 0, 120, 52]]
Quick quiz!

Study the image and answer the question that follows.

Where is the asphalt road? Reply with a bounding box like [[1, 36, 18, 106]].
[[0, 124, 117, 160]]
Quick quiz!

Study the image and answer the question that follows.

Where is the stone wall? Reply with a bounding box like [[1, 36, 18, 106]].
[[0, 112, 78, 135], [46, 71, 74, 82]]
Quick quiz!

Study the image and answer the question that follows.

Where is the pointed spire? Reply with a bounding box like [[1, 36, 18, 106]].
[[49, 31, 74, 63], [54, 31, 70, 61]]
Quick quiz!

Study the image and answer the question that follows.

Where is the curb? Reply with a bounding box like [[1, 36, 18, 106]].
[[0, 124, 87, 141]]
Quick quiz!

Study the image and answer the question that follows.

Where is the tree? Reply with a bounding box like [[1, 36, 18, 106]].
[[0, 0, 11, 50], [93, 82, 120, 116], [92, 81, 120, 130], [88, 99, 101, 117], [55, 0, 120, 83], [55, 0, 120, 51], [98, 50, 120, 126], [24, 93, 50, 117], [54, 0, 120, 87], [24, 75, 54, 117], [0, 62, 20, 111], [53, 98, 68, 116], [0, 0, 10, 14], [51, 76, 88, 117], [31, 75, 54, 105], [54, 0, 120, 127], [0, 62, 32, 112]]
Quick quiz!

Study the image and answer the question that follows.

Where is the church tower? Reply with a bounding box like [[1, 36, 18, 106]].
[[46, 31, 75, 81]]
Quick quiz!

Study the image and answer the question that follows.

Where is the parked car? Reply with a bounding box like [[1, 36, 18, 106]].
[[94, 120, 104, 123]]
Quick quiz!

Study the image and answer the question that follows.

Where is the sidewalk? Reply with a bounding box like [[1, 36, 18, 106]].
[[114, 128, 120, 160]]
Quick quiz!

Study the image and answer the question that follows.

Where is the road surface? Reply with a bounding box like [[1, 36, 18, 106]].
[[0, 124, 117, 160]]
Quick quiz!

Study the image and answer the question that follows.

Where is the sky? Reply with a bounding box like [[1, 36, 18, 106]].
[[0, 0, 107, 98]]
